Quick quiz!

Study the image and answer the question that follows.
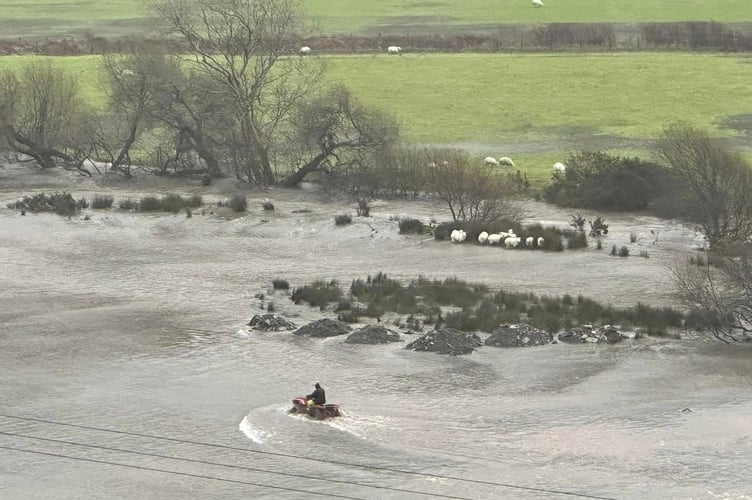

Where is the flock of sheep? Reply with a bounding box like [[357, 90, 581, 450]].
[[450, 229, 545, 250]]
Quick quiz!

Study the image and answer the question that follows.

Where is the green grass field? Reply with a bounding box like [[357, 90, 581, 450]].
[[1, 52, 750, 185], [2, 0, 752, 38]]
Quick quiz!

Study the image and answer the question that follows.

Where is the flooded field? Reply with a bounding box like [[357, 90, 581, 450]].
[[1, 164, 750, 499]]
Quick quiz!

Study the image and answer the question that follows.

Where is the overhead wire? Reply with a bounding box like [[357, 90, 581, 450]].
[[0, 444, 363, 500], [0, 430, 474, 500], [0, 414, 617, 500]]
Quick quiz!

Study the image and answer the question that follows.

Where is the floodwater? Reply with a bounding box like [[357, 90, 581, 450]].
[[0, 165, 750, 500]]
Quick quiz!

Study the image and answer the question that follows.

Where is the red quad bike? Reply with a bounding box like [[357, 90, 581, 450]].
[[289, 396, 341, 420]]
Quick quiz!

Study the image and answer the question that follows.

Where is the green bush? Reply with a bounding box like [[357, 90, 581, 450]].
[[619, 246, 630, 257], [543, 151, 674, 211], [262, 200, 275, 211], [91, 195, 114, 209]]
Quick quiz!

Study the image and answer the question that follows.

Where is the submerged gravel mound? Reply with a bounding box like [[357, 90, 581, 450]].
[[345, 324, 401, 344], [485, 323, 553, 348], [558, 325, 623, 344], [406, 328, 482, 355], [294, 318, 353, 338]]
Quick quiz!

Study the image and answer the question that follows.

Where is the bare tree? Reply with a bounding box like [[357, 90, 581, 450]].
[[426, 150, 515, 222], [655, 124, 752, 248], [671, 253, 752, 343], [149, 0, 323, 184], [279, 85, 398, 187], [0, 61, 83, 170]]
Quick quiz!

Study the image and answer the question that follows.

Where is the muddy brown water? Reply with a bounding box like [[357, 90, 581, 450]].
[[1, 164, 750, 499]]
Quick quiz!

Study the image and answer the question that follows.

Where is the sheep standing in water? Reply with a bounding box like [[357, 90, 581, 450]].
[[478, 231, 489, 244], [450, 229, 467, 243]]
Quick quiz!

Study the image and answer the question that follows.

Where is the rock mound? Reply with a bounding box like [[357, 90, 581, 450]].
[[485, 323, 552, 348], [405, 328, 482, 355], [247, 314, 296, 331], [294, 318, 352, 338], [346, 325, 401, 344], [558, 325, 622, 344]]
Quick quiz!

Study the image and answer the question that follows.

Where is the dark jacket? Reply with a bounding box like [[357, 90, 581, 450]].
[[307, 386, 326, 405]]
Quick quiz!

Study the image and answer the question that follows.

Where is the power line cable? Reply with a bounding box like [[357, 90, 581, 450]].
[[0, 430, 473, 500], [0, 444, 363, 500], [0, 414, 617, 500]]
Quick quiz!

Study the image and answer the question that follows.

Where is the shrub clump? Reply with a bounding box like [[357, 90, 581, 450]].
[[543, 151, 674, 211], [398, 218, 428, 234], [229, 194, 247, 212], [262, 200, 275, 211], [334, 214, 352, 226], [7, 192, 81, 216], [272, 279, 290, 290]]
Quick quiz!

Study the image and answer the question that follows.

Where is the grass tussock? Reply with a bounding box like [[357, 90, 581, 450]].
[[291, 279, 343, 308], [136, 193, 202, 213], [91, 195, 114, 209]]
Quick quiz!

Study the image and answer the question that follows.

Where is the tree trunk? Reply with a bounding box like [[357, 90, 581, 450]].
[[279, 150, 329, 187]]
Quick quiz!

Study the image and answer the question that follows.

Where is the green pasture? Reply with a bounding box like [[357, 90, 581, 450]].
[[1, 52, 750, 186], [326, 53, 752, 142], [2, 0, 751, 39]]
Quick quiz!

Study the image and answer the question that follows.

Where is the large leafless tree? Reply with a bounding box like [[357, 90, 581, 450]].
[[672, 253, 752, 343], [279, 85, 399, 187], [149, 0, 324, 184], [0, 61, 83, 170], [655, 124, 752, 248]]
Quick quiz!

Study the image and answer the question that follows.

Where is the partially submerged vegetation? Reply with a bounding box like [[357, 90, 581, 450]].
[[287, 272, 697, 336]]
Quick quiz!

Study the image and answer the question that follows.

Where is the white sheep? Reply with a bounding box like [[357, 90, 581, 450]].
[[487, 233, 503, 245], [484, 157, 499, 166], [478, 231, 489, 244], [120, 69, 135, 77], [504, 236, 522, 248], [299, 46, 312, 55], [537, 236, 545, 248], [525, 236, 534, 247], [498, 156, 515, 167], [553, 162, 567, 173], [532, 0, 544, 6], [450, 229, 467, 243], [459, 230, 466, 242], [387, 46, 402, 55]]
